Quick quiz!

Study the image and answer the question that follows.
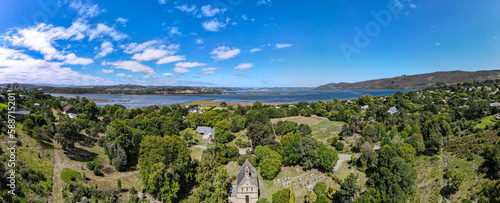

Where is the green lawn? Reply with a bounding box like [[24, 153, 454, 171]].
[[476, 115, 497, 129], [311, 120, 345, 139]]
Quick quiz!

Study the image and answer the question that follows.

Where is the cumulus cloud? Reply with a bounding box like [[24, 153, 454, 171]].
[[234, 63, 253, 70], [175, 4, 197, 13], [172, 62, 207, 73], [201, 67, 219, 75], [116, 17, 128, 26], [107, 60, 155, 76], [102, 69, 114, 73], [249, 48, 261, 53], [117, 73, 132, 77], [163, 73, 174, 76], [210, 46, 240, 60], [96, 41, 114, 58], [158, 0, 166, 4], [275, 43, 293, 49], [132, 49, 173, 61], [69, 0, 105, 20], [0, 47, 104, 84], [201, 5, 225, 17], [175, 62, 207, 68], [120, 40, 163, 54], [257, 0, 272, 6], [88, 23, 127, 41], [195, 39, 204, 44], [202, 19, 226, 32], [435, 42, 441, 46], [170, 27, 181, 35], [5, 22, 93, 65], [156, 55, 186, 64]]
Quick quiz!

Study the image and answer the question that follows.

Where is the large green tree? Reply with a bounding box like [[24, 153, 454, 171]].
[[299, 136, 319, 170], [316, 143, 339, 172], [55, 119, 80, 148], [194, 154, 230, 203], [138, 136, 193, 201], [279, 132, 301, 165], [339, 173, 361, 203]]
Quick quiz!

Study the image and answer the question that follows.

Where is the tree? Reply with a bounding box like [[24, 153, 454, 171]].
[[247, 122, 276, 148], [55, 119, 80, 148], [358, 94, 373, 106], [397, 143, 416, 163], [359, 149, 377, 169], [272, 188, 290, 203], [316, 143, 339, 172], [138, 136, 193, 201], [478, 179, 500, 203], [325, 186, 337, 200], [426, 133, 443, 154], [289, 182, 295, 203], [483, 143, 500, 178], [254, 146, 282, 180], [214, 120, 235, 143], [304, 190, 317, 203], [405, 134, 425, 155], [194, 154, 229, 203], [446, 170, 465, 193], [299, 136, 319, 170], [117, 179, 122, 191], [339, 173, 361, 203], [314, 181, 327, 196], [256, 198, 270, 203], [106, 120, 144, 156], [106, 142, 128, 171], [220, 102, 227, 107], [23, 118, 35, 131], [279, 133, 301, 165]]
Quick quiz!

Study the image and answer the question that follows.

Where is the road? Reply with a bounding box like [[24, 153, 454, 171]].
[[333, 154, 352, 171]]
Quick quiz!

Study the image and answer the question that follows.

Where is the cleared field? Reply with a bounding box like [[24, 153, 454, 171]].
[[476, 115, 497, 129], [271, 116, 345, 141]]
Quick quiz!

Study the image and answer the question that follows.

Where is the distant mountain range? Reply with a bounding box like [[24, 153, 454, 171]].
[[313, 70, 500, 90]]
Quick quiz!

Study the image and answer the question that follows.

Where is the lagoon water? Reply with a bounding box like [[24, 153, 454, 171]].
[[50, 89, 413, 108]]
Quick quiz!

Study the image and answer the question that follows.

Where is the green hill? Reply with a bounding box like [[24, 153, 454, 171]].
[[314, 70, 500, 90]]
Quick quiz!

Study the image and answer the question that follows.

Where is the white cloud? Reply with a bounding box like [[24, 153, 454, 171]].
[[195, 39, 204, 44], [96, 41, 114, 58], [132, 49, 173, 61], [88, 23, 127, 41], [5, 23, 93, 65], [69, 0, 105, 20], [173, 67, 190, 73], [107, 61, 155, 76], [175, 5, 197, 13], [201, 5, 225, 17], [116, 18, 128, 26], [242, 15, 248, 20], [435, 42, 441, 46], [275, 43, 293, 49], [0, 47, 104, 84], [210, 46, 240, 60], [257, 0, 272, 6], [202, 19, 226, 32], [202, 71, 215, 75], [120, 40, 163, 54], [249, 48, 261, 53], [170, 27, 181, 35], [234, 63, 253, 70], [157, 55, 186, 64], [163, 73, 174, 76], [409, 4, 416, 9], [117, 73, 133, 77], [158, 0, 166, 4], [102, 69, 114, 73], [202, 67, 219, 71], [175, 62, 207, 68]]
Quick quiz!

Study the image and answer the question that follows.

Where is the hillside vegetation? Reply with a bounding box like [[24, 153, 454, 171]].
[[314, 70, 500, 90]]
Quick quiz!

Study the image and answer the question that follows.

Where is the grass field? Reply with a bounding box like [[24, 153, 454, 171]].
[[476, 115, 497, 129], [271, 116, 345, 141], [190, 147, 204, 161]]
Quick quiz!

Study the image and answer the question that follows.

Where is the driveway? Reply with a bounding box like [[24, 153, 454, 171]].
[[333, 154, 352, 171]]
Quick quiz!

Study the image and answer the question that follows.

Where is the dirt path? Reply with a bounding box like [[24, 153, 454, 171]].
[[49, 142, 66, 203], [333, 154, 352, 171]]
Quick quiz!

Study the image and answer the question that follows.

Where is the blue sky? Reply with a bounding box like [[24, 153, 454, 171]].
[[0, 0, 499, 87]]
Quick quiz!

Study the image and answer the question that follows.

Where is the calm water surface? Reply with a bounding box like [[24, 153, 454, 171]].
[[50, 90, 414, 108]]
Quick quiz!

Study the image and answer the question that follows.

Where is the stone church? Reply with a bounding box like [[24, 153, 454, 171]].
[[229, 160, 259, 203]]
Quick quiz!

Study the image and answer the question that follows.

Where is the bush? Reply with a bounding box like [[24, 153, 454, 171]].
[[335, 142, 344, 151], [61, 168, 81, 184], [235, 138, 251, 148]]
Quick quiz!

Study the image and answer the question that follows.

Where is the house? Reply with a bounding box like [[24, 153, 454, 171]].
[[196, 126, 214, 144], [490, 102, 500, 107], [388, 107, 398, 115], [63, 104, 78, 114], [229, 160, 259, 203], [12, 109, 31, 118], [34, 103, 40, 106], [361, 105, 369, 110], [188, 107, 199, 114], [68, 113, 78, 119]]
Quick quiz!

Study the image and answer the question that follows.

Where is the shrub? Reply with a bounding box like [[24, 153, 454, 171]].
[[61, 168, 81, 184]]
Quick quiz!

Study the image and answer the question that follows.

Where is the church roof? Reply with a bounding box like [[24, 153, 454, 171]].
[[237, 159, 258, 187]]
